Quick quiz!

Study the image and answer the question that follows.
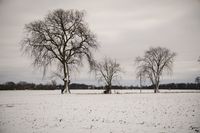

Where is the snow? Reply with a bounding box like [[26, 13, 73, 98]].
[[0, 90, 200, 133]]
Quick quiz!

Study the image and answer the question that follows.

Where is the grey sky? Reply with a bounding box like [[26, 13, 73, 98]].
[[0, 0, 200, 85]]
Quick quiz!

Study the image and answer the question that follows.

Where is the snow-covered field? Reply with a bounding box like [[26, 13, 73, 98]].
[[0, 90, 200, 133]]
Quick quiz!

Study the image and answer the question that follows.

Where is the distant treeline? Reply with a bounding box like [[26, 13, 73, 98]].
[[0, 81, 200, 90], [144, 83, 200, 90]]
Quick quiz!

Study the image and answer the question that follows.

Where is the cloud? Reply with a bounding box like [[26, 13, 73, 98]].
[[0, 0, 200, 84]]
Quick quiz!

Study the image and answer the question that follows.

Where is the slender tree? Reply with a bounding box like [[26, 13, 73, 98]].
[[135, 47, 176, 93], [21, 9, 98, 94], [195, 56, 200, 88], [195, 77, 200, 84], [137, 72, 145, 93], [92, 57, 122, 94]]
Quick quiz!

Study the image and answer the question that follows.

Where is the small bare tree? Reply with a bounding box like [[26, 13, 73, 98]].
[[195, 56, 200, 88], [137, 72, 146, 93], [21, 9, 98, 94], [135, 47, 176, 93], [92, 57, 122, 94], [195, 77, 200, 84]]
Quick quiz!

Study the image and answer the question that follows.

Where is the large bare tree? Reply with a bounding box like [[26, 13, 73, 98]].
[[135, 47, 176, 93], [92, 57, 122, 94], [21, 9, 98, 94]]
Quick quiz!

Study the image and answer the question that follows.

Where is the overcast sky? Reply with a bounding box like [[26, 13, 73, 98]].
[[0, 0, 200, 85]]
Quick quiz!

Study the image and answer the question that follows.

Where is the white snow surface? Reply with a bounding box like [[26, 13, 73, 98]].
[[0, 90, 200, 133]]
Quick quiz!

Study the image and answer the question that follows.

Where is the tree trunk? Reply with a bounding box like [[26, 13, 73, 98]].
[[139, 75, 142, 93], [154, 82, 160, 93], [61, 63, 71, 94], [104, 85, 111, 94], [62, 80, 70, 94]]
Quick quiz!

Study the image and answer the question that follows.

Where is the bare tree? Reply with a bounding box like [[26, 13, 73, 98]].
[[137, 72, 146, 93], [92, 57, 122, 94], [135, 47, 176, 93], [195, 56, 200, 88], [21, 9, 98, 94], [195, 77, 200, 84]]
